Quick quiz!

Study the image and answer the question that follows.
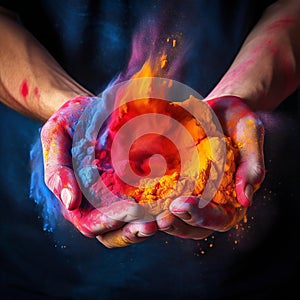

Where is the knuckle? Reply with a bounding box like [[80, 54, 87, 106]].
[[77, 224, 95, 238], [122, 234, 137, 244], [99, 234, 134, 248], [80, 229, 95, 238], [43, 171, 57, 191], [40, 123, 50, 142]]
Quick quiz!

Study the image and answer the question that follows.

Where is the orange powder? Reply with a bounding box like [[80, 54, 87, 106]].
[[101, 96, 241, 217]]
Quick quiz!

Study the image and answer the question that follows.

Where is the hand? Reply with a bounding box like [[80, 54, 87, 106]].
[[40, 95, 157, 247], [157, 96, 265, 239], [205, 96, 265, 206]]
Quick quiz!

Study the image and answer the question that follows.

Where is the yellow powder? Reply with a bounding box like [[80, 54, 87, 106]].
[[121, 98, 241, 215]]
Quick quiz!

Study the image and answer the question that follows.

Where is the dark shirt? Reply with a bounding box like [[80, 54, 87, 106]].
[[0, 1, 299, 299]]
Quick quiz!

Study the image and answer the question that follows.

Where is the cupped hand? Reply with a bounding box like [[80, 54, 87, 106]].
[[41, 95, 157, 247], [157, 96, 265, 239], [205, 96, 265, 206]]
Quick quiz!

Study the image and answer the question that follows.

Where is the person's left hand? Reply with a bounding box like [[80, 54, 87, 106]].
[[156, 96, 265, 239]]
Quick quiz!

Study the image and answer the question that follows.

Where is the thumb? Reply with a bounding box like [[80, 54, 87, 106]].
[[45, 166, 82, 210], [235, 115, 265, 206], [235, 158, 265, 206]]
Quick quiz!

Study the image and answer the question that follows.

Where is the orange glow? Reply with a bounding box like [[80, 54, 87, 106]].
[[96, 45, 242, 219]]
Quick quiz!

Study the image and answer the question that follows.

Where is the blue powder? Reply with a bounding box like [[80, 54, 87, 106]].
[[29, 132, 61, 232]]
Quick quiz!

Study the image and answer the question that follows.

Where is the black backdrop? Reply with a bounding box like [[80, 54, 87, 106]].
[[0, 1, 299, 299]]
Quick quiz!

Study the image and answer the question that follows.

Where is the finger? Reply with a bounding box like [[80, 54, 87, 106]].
[[205, 96, 266, 206], [96, 219, 157, 248], [235, 114, 265, 206], [156, 210, 213, 240], [41, 123, 81, 210], [40, 96, 92, 210], [63, 200, 145, 238], [168, 196, 245, 231]]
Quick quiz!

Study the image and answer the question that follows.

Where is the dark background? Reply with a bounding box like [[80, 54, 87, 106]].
[[0, 1, 299, 299]]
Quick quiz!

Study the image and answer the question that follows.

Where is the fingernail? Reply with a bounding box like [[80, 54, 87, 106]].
[[61, 188, 72, 209], [171, 209, 185, 214], [245, 184, 254, 205], [137, 232, 153, 238], [159, 226, 173, 231]]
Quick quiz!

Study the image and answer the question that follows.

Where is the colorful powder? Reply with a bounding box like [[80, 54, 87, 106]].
[[89, 95, 245, 223], [20, 79, 29, 98], [31, 19, 249, 235]]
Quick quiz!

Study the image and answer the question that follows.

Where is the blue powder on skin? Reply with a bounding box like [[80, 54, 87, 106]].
[[29, 132, 61, 232], [29, 97, 108, 231]]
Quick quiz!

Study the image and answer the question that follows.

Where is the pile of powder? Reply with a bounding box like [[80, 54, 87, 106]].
[[93, 96, 242, 217]]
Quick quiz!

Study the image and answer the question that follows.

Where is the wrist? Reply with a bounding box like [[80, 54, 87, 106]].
[[39, 80, 94, 121], [207, 9, 300, 112], [18, 66, 94, 121]]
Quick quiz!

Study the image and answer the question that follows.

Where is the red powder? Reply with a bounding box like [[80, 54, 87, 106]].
[[20, 80, 29, 98], [33, 86, 40, 101], [33, 87, 39, 96]]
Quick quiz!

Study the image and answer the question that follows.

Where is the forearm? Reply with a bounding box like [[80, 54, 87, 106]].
[[0, 7, 93, 121], [207, 0, 300, 111]]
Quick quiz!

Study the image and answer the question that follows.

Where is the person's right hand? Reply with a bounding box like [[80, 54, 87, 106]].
[[41, 95, 157, 248], [156, 96, 265, 240]]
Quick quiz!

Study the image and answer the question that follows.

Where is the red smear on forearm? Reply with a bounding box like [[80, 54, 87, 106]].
[[34, 86, 40, 101], [20, 80, 38, 109], [20, 79, 29, 99], [20, 80, 42, 103]]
